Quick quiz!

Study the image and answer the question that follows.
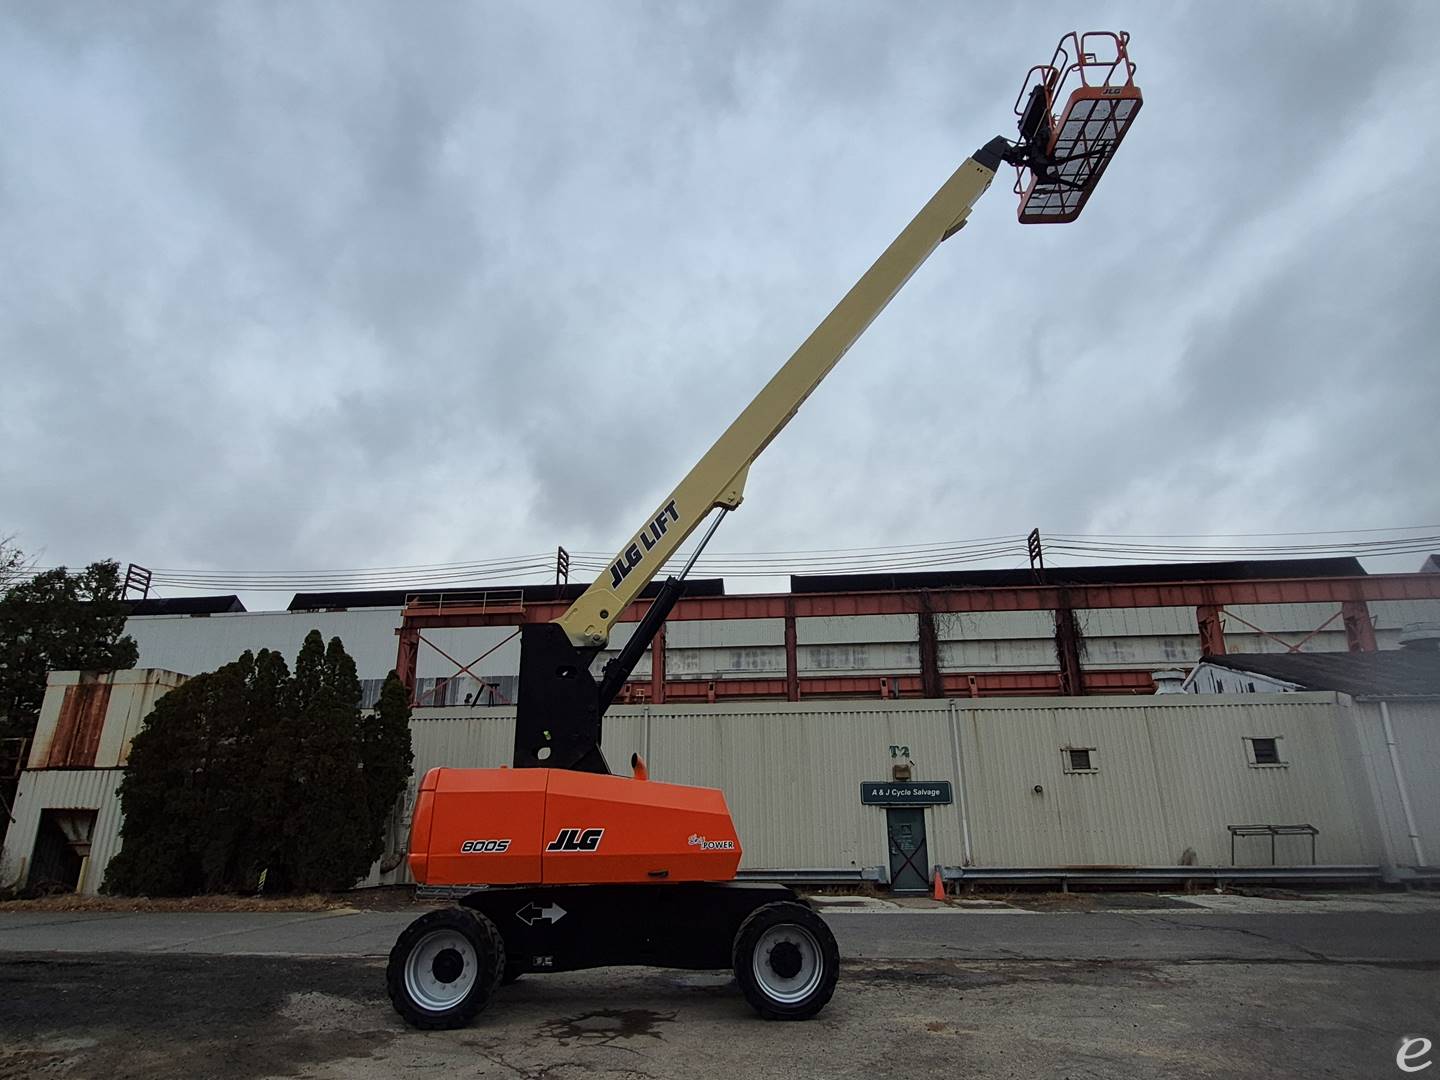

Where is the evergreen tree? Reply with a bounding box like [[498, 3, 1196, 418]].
[[104, 654, 258, 895], [0, 560, 137, 741], [361, 672, 415, 866], [107, 632, 413, 896]]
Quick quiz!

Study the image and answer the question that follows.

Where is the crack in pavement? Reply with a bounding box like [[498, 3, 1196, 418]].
[[1114, 913, 1333, 963]]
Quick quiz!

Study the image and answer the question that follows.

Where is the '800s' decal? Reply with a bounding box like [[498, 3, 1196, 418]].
[[460, 839, 511, 853]]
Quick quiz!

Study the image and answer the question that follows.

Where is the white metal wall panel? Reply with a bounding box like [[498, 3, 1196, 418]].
[[636, 699, 959, 873], [1380, 700, 1440, 865], [801, 642, 918, 675], [1186, 665, 1299, 695], [797, 615, 918, 645], [1224, 603, 1342, 634], [934, 611, 1054, 641], [30, 670, 187, 769], [667, 646, 785, 678], [1080, 607, 1197, 638], [1140, 696, 1374, 865], [940, 639, 1055, 670], [0, 769, 126, 895], [957, 702, 1175, 865], [1370, 599, 1440, 629], [25, 693, 1422, 895], [1347, 699, 1440, 871], [1223, 631, 1349, 654], [125, 609, 404, 679], [667, 619, 785, 648], [1080, 636, 1196, 668], [128, 610, 529, 683]]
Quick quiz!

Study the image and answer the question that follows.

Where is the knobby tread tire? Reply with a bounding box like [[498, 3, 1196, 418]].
[[732, 900, 840, 1021], [386, 906, 506, 1030]]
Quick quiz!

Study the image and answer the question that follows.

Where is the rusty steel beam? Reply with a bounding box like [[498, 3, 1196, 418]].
[[1054, 587, 1083, 696], [783, 598, 800, 702], [1197, 604, 1226, 656], [615, 669, 1155, 703], [650, 626, 666, 704], [917, 592, 942, 698], [395, 625, 421, 704], [1342, 600, 1378, 652], [400, 574, 1440, 631]]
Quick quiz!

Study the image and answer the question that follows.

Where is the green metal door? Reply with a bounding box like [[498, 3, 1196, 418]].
[[886, 808, 930, 894]]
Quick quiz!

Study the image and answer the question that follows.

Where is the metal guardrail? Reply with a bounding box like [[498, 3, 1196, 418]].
[[413, 864, 1386, 901], [416, 868, 889, 899], [941, 864, 1382, 885], [736, 867, 888, 884]]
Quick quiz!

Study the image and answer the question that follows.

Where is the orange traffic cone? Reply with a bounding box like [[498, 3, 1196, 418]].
[[932, 867, 946, 902]]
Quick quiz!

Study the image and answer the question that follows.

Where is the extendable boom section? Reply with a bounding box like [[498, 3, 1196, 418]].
[[514, 37, 1139, 772], [512, 138, 1006, 773], [556, 138, 1008, 652]]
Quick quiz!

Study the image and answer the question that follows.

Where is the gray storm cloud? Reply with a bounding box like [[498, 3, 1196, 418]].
[[2, 2, 1437, 599]]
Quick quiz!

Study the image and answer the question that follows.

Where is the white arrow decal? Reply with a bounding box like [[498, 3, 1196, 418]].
[[516, 902, 569, 926]]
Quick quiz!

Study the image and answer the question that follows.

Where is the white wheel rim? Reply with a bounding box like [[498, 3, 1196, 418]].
[[404, 928, 478, 1012], [752, 923, 823, 1004]]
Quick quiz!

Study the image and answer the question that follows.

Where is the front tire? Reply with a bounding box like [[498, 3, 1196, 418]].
[[732, 901, 839, 1020], [386, 907, 506, 1029]]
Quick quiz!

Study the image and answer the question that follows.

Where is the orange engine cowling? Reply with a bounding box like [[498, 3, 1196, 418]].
[[408, 766, 743, 887]]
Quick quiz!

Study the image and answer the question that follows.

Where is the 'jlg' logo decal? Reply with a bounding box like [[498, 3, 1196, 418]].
[[546, 827, 604, 852], [609, 500, 680, 588], [460, 839, 511, 853]]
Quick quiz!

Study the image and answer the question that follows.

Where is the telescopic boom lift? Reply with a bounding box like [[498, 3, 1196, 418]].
[[388, 31, 1143, 1030]]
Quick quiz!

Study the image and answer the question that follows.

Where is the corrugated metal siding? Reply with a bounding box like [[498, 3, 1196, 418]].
[[1138, 696, 1374, 865], [45, 683, 110, 767], [1080, 607, 1196, 638], [942, 638, 1055, 671], [798, 615, 918, 645], [668, 619, 785, 648], [935, 611, 1054, 641], [126, 609, 518, 681], [0, 769, 125, 895], [1367, 599, 1440, 629], [1348, 699, 1440, 870], [30, 670, 187, 769], [16, 693, 1419, 894]]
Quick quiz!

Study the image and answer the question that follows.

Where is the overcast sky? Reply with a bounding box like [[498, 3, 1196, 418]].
[[3, 2, 1438, 607]]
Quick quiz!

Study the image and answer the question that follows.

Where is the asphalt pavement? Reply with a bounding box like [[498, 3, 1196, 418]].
[[1, 896, 1438, 964], [2, 894, 1437, 1079]]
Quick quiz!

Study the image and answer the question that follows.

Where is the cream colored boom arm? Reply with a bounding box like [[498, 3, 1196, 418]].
[[557, 145, 1002, 649]]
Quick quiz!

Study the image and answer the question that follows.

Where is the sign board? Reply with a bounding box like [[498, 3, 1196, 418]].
[[860, 781, 953, 806]]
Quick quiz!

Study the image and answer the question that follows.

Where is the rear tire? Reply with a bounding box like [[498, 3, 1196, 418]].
[[732, 901, 839, 1020], [387, 906, 506, 1030]]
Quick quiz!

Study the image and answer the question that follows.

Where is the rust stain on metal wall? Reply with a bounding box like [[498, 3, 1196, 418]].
[[45, 683, 111, 768]]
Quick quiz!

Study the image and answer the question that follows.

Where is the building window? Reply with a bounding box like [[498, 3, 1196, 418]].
[[1245, 736, 1286, 767], [1062, 747, 1097, 773]]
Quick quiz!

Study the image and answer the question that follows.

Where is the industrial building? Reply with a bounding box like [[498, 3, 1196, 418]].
[[2, 557, 1439, 895], [116, 557, 1440, 709]]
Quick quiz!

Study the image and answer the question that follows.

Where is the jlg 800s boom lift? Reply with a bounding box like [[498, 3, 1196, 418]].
[[389, 31, 1143, 1029]]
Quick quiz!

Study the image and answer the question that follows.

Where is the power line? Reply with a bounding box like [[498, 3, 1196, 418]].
[[18, 526, 1438, 593]]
